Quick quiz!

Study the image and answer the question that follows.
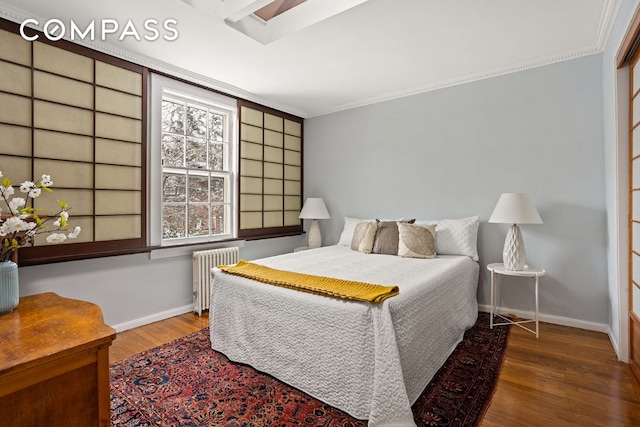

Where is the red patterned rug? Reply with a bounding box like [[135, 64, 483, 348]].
[[110, 312, 509, 427]]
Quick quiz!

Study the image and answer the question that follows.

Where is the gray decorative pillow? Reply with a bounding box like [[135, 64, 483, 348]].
[[351, 221, 378, 254], [397, 222, 437, 259], [372, 219, 415, 255]]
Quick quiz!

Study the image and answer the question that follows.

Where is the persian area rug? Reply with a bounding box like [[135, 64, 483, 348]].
[[110, 312, 510, 427]]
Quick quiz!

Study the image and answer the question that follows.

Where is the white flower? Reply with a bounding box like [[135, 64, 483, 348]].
[[40, 174, 53, 187], [0, 171, 2, 179], [46, 233, 67, 244], [28, 187, 41, 198], [0, 186, 14, 198], [8, 197, 25, 213], [0, 216, 30, 236], [68, 226, 81, 239], [19, 181, 34, 193]]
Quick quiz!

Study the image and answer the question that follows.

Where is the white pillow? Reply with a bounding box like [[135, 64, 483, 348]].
[[338, 217, 364, 246], [416, 216, 480, 261]]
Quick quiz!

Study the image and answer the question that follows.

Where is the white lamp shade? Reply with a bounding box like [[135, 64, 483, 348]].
[[299, 198, 330, 219], [488, 193, 543, 225]]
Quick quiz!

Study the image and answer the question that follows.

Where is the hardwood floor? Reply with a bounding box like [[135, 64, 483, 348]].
[[109, 313, 640, 426]]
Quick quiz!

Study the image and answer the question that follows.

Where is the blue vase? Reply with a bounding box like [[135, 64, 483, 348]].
[[0, 261, 19, 314]]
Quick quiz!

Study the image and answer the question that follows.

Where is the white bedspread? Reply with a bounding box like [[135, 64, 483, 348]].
[[209, 245, 479, 427]]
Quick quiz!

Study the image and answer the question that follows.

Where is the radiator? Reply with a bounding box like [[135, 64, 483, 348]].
[[193, 247, 239, 315]]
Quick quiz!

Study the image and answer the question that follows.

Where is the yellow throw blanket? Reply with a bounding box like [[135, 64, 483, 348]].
[[217, 260, 399, 303]]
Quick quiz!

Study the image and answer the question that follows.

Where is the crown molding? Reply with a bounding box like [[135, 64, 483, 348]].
[[0, 2, 308, 118]]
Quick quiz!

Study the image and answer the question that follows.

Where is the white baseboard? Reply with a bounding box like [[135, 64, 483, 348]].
[[478, 304, 609, 333], [110, 304, 195, 333]]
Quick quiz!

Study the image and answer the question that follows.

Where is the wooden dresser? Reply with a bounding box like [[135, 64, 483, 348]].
[[0, 292, 116, 426]]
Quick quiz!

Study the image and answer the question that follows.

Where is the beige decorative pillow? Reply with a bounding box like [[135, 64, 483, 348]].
[[372, 219, 415, 255], [351, 221, 378, 254], [397, 222, 437, 259]]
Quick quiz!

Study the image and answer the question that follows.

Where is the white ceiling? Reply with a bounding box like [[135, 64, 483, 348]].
[[0, 0, 620, 118]]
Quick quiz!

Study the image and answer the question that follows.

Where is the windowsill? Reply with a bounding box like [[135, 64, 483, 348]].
[[149, 238, 246, 260]]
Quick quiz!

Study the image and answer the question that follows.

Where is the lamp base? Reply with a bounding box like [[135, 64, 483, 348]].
[[307, 219, 322, 249], [503, 224, 525, 271]]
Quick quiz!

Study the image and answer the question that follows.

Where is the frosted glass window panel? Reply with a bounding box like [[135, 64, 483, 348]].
[[634, 253, 640, 285], [34, 189, 94, 216], [96, 139, 142, 167], [635, 222, 640, 253], [95, 61, 142, 95], [163, 205, 186, 239], [264, 211, 283, 228], [34, 159, 93, 188], [241, 159, 263, 177], [634, 158, 640, 190], [284, 180, 301, 195], [189, 174, 209, 203], [0, 155, 31, 183], [95, 215, 141, 240], [95, 164, 141, 190], [241, 141, 262, 161], [241, 194, 262, 211], [265, 130, 284, 148], [35, 131, 93, 162], [634, 191, 640, 221], [95, 190, 141, 215], [162, 100, 185, 134], [284, 211, 301, 226], [33, 216, 93, 245], [634, 283, 640, 317], [241, 106, 263, 127], [284, 165, 301, 181], [240, 212, 262, 229], [186, 137, 207, 169], [264, 113, 283, 132], [0, 61, 31, 96], [240, 177, 262, 194], [264, 179, 283, 195], [95, 113, 141, 143], [186, 106, 207, 138], [188, 203, 210, 237], [162, 135, 185, 167], [264, 146, 283, 163], [284, 196, 301, 211], [284, 135, 302, 152], [635, 62, 640, 94], [96, 87, 142, 119], [34, 101, 93, 135], [34, 71, 93, 109], [264, 162, 283, 179], [0, 125, 31, 156], [284, 119, 301, 137], [241, 123, 263, 144], [0, 93, 31, 126], [162, 172, 187, 203], [284, 149, 301, 166], [264, 195, 283, 211], [0, 29, 31, 65], [634, 126, 640, 158], [34, 42, 93, 82], [635, 95, 640, 128]]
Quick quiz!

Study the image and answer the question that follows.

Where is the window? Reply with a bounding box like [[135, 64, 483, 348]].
[[238, 100, 303, 239], [149, 74, 237, 246], [0, 20, 146, 265]]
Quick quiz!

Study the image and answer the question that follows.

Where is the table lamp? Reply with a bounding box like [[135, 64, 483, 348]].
[[488, 193, 543, 271], [299, 198, 330, 249]]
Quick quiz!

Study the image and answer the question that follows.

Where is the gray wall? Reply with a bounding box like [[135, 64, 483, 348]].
[[304, 54, 608, 326]]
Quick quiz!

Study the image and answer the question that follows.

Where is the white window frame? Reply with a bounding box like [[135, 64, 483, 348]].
[[149, 73, 238, 247]]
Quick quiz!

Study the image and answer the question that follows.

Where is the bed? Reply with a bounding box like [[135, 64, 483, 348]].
[[209, 218, 480, 427]]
